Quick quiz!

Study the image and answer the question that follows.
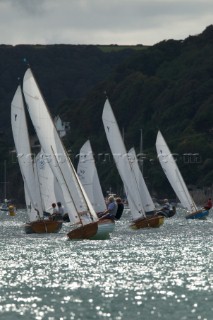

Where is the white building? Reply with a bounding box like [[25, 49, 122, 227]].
[[54, 115, 70, 138]]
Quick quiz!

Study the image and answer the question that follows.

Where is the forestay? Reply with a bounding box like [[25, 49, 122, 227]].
[[156, 131, 198, 212]]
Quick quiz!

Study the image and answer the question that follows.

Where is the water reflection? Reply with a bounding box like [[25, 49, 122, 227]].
[[0, 209, 212, 319]]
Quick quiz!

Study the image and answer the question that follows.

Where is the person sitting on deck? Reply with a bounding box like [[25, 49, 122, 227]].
[[204, 198, 212, 210], [159, 199, 171, 217], [99, 196, 118, 220], [115, 197, 124, 220], [50, 202, 63, 221]]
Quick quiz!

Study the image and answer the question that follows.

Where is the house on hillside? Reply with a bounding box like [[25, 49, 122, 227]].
[[28, 115, 70, 150], [54, 115, 70, 138]]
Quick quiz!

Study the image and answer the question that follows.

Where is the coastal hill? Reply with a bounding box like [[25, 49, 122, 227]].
[[0, 25, 212, 203]]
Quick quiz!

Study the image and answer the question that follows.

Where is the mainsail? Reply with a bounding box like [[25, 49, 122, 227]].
[[102, 98, 146, 220], [11, 85, 43, 221], [23, 68, 98, 226], [156, 131, 198, 212]]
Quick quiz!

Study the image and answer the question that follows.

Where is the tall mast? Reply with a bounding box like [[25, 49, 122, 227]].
[[139, 128, 143, 174]]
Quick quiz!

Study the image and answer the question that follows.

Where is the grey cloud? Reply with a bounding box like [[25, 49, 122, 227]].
[[1, 0, 46, 15], [0, 0, 213, 45]]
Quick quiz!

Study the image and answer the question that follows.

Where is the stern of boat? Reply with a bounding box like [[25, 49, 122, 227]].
[[186, 209, 209, 220]]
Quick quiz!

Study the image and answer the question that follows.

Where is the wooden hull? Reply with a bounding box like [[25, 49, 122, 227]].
[[130, 215, 164, 229], [67, 219, 115, 240], [67, 222, 98, 240], [24, 220, 63, 234], [186, 209, 209, 220]]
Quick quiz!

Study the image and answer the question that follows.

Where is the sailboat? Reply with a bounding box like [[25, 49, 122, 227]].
[[11, 85, 62, 233], [156, 131, 209, 219], [128, 147, 175, 218], [77, 140, 115, 237], [102, 98, 164, 229], [22, 67, 113, 240]]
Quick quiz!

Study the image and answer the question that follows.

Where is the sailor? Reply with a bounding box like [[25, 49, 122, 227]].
[[160, 199, 171, 216], [8, 205, 16, 216], [50, 202, 63, 221], [99, 196, 118, 220], [57, 202, 64, 216], [204, 198, 212, 210], [52, 203, 58, 214], [115, 197, 124, 220]]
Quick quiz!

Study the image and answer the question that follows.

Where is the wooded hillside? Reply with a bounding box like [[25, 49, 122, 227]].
[[0, 25, 212, 203]]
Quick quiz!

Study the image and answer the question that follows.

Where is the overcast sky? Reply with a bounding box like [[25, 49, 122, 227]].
[[1, 0, 213, 46]]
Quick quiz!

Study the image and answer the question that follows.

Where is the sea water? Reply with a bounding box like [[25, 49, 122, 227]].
[[0, 209, 212, 320]]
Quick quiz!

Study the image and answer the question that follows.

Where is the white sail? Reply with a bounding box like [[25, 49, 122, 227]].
[[77, 140, 106, 214], [102, 99, 146, 220], [128, 147, 155, 213], [23, 68, 98, 225], [156, 131, 198, 212], [35, 151, 67, 213], [11, 85, 43, 221], [24, 183, 39, 221]]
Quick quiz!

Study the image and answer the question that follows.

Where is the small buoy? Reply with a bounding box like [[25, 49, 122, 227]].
[[8, 205, 16, 216]]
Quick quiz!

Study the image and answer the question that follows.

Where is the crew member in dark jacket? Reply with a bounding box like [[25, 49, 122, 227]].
[[115, 197, 124, 220]]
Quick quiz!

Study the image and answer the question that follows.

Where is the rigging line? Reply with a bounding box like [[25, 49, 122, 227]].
[[115, 160, 144, 216], [50, 145, 83, 226], [33, 155, 45, 213], [123, 181, 144, 218], [64, 146, 95, 222], [114, 154, 145, 217], [175, 169, 197, 212]]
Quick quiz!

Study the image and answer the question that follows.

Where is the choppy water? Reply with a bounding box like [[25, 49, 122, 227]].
[[0, 209, 213, 320]]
